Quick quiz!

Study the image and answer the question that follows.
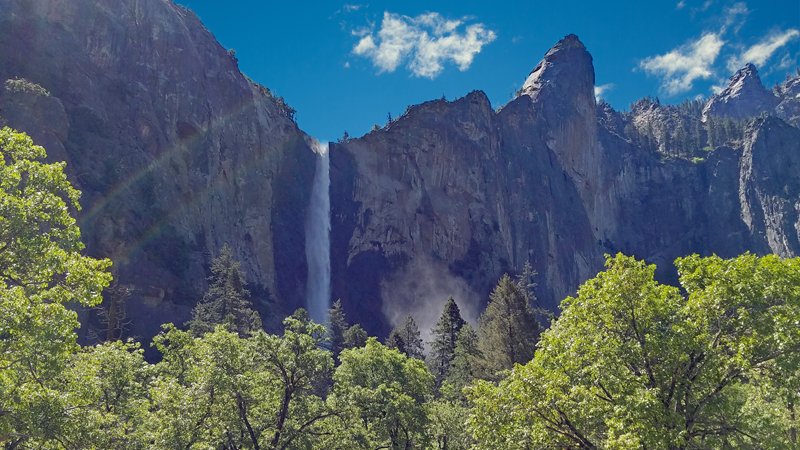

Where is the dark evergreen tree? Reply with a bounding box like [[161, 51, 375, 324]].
[[444, 324, 483, 403], [426, 297, 467, 388], [674, 123, 688, 156], [706, 116, 718, 149], [386, 315, 424, 359], [327, 299, 348, 363], [188, 244, 261, 336], [694, 119, 704, 154], [477, 272, 541, 379]]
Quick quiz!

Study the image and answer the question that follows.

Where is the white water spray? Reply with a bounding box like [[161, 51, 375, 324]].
[[305, 138, 331, 324]]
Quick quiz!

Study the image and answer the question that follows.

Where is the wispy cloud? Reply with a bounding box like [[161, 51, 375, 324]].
[[676, 1, 686, 9], [351, 11, 497, 79], [639, 33, 725, 95], [727, 28, 800, 72], [776, 53, 796, 71], [721, 2, 749, 34], [594, 83, 615, 101], [344, 4, 366, 12], [638, 1, 797, 96]]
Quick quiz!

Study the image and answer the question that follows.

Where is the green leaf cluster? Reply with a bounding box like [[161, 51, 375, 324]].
[[468, 253, 800, 449], [0, 125, 112, 447]]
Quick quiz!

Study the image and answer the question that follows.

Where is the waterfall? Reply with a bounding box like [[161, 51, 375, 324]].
[[305, 138, 331, 324]]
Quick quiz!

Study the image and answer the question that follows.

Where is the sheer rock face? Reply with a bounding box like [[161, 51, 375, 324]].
[[703, 64, 780, 120], [739, 117, 800, 257], [331, 35, 603, 336], [331, 36, 800, 336], [0, 0, 316, 351]]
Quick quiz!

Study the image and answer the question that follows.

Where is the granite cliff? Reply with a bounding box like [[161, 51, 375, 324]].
[[330, 36, 800, 336], [1, 0, 799, 342], [0, 0, 317, 354]]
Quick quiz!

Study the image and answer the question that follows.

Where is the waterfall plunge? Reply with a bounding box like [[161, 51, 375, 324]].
[[305, 139, 331, 324]]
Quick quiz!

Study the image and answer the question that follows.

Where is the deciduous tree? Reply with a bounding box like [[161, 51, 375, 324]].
[[0, 126, 112, 447], [469, 253, 800, 450]]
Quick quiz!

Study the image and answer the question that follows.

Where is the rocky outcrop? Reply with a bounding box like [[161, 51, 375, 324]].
[[703, 64, 780, 120], [0, 0, 317, 355], [774, 77, 800, 127]]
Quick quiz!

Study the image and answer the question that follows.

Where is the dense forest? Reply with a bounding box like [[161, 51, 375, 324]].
[[2, 122, 800, 450]]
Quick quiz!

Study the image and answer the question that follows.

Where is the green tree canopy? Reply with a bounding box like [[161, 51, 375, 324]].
[[151, 314, 333, 450], [326, 338, 434, 449], [469, 253, 800, 450], [0, 125, 112, 447]]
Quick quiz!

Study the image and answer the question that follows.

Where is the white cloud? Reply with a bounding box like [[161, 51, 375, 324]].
[[777, 53, 796, 71], [594, 83, 615, 101], [352, 11, 497, 79], [676, 1, 686, 10], [344, 61, 350, 68], [639, 33, 726, 95], [727, 28, 800, 72], [353, 34, 377, 54], [344, 4, 366, 12], [721, 2, 749, 34]]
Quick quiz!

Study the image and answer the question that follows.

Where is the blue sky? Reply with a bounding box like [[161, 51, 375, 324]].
[[177, 0, 799, 142]]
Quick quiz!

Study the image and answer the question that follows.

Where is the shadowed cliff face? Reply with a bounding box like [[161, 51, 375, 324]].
[[330, 35, 605, 336], [0, 0, 316, 354], [330, 34, 800, 336]]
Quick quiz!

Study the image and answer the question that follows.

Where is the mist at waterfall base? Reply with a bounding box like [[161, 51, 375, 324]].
[[305, 138, 331, 325]]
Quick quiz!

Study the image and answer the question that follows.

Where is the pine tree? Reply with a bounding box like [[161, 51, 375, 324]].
[[427, 297, 467, 388], [674, 124, 688, 157], [327, 299, 348, 363], [444, 324, 484, 402], [187, 244, 261, 336], [693, 119, 704, 154], [477, 272, 541, 379], [706, 116, 718, 149], [386, 315, 424, 359]]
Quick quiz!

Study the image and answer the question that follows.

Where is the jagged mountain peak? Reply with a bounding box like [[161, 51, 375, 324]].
[[703, 63, 780, 121], [545, 33, 587, 55], [518, 34, 594, 101]]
